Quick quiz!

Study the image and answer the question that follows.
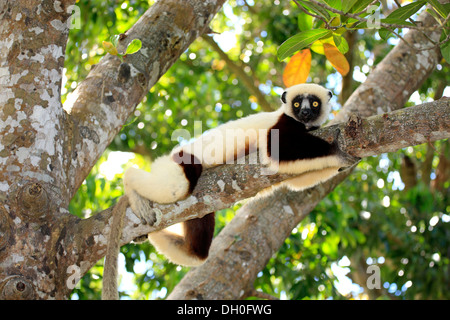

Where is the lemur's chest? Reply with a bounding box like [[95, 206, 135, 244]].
[[267, 114, 331, 161]]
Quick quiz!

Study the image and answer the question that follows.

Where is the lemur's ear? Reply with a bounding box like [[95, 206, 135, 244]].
[[281, 91, 287, 104], [328, 90, 333, 100]]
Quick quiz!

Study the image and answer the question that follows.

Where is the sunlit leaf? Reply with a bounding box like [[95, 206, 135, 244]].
[[310, 37, 334, 55], [428, 0, 449, 18], [440, 41, 450, 63], [324, 0, 343, 11], [125, 39, 142, 55], [341, 0, 359, 13], [102, 41, 118, 56], [296, 0, 330, 20], [351, 0, 380, 14], [323, 43, 350, 76], [278, 29, 331, 61], [282, 49, 311, 87], [387, 0, 426, 21], [333, 34, 349, 54], [297, 12, 313, 31]]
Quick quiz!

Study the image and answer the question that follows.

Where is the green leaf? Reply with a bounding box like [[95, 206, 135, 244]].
[[278, 29, 332, 61], [341, 0, 359, 13], [324, 0, 343, 11], [125, 39, 142, 55], [102, 41, 118, 56], [110, 34, 120, 47], [351, 0, 379, 14], [386, 0, 426, 21], [297, 12, 313, 31], [297, 0, 330, 20], [332, 34, 349, 54], [428, 0, 449, 18], [380, 18, 416, 27], [440, 41, 450, 63], [378, 28, 391, 40]]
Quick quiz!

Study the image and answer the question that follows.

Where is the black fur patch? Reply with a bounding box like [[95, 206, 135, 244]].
[[291, 94, 322, 123], [281, 91, 287, 104], [267, 114, 335, 161], [184, 213, 215, 260], [173, 151, 203, 194]]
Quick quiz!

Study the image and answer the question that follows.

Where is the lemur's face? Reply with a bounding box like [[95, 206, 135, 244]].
[[290, 94, 322, 124], [280, 83, 332, 128]]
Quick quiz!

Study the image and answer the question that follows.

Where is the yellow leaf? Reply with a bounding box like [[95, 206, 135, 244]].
[[282, 49, 311, 88], [212, 59, 226, 71], [310, 37, 335, 55], [102, 41, 118, 56], [323, 43, 350, 76]]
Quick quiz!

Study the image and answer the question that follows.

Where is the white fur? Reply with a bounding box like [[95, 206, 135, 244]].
[[173, 108, 283, 168], [283, 167, 340, 191], [274, 155, 342, 175], [148, 230, 205, 266], [123, 154, 189, 205]]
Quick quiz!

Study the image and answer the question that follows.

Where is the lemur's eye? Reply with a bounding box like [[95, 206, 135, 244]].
[[312, 101, 319, 107], [294, 102, 300, 108]]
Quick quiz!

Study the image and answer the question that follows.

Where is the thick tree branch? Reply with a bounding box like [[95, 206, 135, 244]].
[[79, 100, 449, 271]]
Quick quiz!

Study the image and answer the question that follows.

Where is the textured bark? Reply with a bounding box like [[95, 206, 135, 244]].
[[0, 0, 77, 300], [0, 0, 225, 300], [167, 6, 445, 299]]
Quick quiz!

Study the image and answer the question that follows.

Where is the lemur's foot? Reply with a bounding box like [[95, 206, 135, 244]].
[[332, 128, 361, 171], [126, 189, 159, 226]]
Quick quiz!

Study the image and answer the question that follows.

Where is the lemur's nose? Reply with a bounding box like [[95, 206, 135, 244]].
[[301, 108, 310, 115]]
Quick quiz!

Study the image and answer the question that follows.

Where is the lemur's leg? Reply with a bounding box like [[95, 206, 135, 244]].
[[148, 212, 215, 266], [125, 151, 215, 266], [123, 154, 190, 205], [283, 166, 341, 191]]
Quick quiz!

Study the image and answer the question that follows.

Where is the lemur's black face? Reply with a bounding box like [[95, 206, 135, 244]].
[[291, 94, 322, 124]]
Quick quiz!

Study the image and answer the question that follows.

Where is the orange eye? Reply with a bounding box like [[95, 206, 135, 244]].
[[294, 102, 300, 108], [312, 101, 319, 107]]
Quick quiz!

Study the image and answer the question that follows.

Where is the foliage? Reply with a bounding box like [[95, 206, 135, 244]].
[[102, 37, 142, 61], [280, 0, 450, 87], [66, 0, 450, 300]]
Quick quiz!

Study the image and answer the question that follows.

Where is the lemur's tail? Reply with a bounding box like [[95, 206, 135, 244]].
[[147, 213, 215, 266]]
